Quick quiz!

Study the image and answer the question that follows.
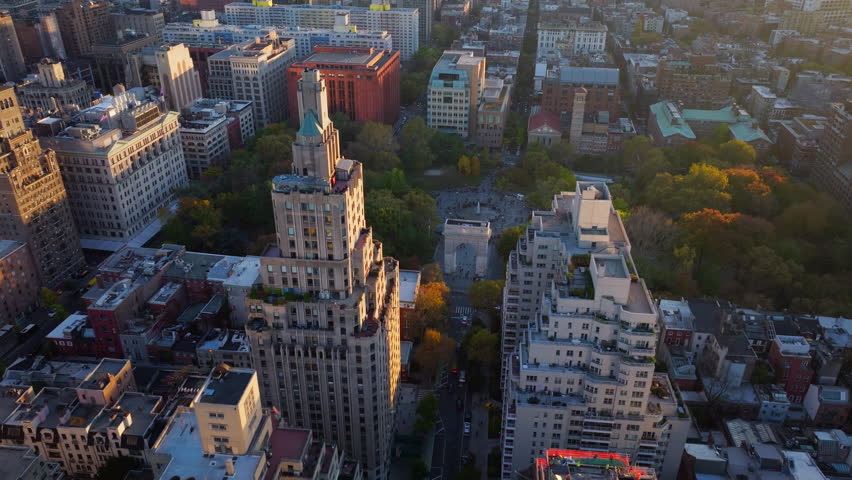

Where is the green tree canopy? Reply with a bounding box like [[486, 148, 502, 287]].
[[468, 280, 505, 313], [497, 225, 526, 263], [414, 391, 439, 433], [464, 327, 499, 368]]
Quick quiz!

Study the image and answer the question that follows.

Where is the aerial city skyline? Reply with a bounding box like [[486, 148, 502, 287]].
[[0, 0, 849, 479]]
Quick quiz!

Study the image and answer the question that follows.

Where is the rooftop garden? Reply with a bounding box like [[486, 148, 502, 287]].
[[248, 286, 315, 304]]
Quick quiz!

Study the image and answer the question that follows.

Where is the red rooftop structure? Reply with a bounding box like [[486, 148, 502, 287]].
[[535, 449, 657, 480], [287, 46, 400, 125]]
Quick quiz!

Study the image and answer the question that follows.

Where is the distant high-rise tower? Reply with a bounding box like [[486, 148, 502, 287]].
[[0, 87, 84, 286], [207, 33, 296, 127], [0, 11, 26, 82], [813, 100, 852, 210], [245, 68, 400, 480], [155, 43, 202, 112], [55, 0, 113, 58], [18, 59, 92, 113]]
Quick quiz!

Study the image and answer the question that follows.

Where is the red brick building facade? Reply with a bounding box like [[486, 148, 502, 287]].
[[541, 66, 620, 119], [188, 45, 226, 96], [768, 335, 814, 403], [287, 47, 400, 125]]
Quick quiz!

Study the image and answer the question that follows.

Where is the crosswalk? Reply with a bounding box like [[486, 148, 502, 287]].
[[453, 306, 474, 318]]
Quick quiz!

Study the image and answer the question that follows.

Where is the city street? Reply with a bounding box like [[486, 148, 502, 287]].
[[419, 156, 528, 479], [433, 371, 466, 480]]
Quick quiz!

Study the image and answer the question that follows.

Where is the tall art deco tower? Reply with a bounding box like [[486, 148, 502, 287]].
[[246, 69, 400, 480]]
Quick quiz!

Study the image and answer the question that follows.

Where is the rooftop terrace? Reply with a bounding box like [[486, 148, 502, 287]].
[[78, 359, 129, 391]]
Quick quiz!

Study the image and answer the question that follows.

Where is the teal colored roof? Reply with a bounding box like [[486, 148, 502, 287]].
[[298, 110, 322, 137], [682, 105, 738, 123], [652, 101, 769, 144], [650, 101, 695, 139], [729, 122, 770, 143]]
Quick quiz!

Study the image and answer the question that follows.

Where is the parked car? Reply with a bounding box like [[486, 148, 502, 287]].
[[456, 398, 463, 411]]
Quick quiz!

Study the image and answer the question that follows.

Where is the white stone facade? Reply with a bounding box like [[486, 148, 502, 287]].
[[40, 95, 189, 246], [207, 35, 296, 128], [224, 2, 419, 60], [500, 183, 690, 480], [163, 15, 393, 61]]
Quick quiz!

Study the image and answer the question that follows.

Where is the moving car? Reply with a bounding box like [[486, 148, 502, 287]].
[[463, 422, 471, 436]]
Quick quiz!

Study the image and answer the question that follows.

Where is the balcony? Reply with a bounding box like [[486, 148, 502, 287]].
[[582, 425, 612, 434], [620, 321, 656, 335], [514, 390, 586, 408]]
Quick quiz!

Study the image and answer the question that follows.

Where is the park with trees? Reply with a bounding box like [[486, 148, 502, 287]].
[[601, 134, 852, 316]]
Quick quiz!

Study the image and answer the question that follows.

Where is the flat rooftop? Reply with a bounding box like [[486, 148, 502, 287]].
[[659, 299, 694, 330], [445, 218, 489, 227], [46, 312, 88, 340], [398, 270, 420, 303], [208, 256, 260, 288], [303, 50, 385, 67], [78, 359, 129, 390], [157, 411, 262, 480], [272, 427, 310, 460], [198, 329, 250, 353], [91, 392, 161, 437], [166, 251, 227, 281], [593, 255, 627, 278], [7, 387, 78, 428], [199, 368, 254, 405]]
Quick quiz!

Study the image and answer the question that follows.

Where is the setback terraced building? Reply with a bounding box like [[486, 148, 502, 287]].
[[500, 182, 690, 480]]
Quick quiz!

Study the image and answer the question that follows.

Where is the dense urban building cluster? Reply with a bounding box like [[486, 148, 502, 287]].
[[0, 0, 849, 479]]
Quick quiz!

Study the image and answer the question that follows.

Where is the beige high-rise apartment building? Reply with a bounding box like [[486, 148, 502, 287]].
[[500, 182, 690, 480], [194, 366, 269, 455], [111, 8, 165, 41], [245, 69, 400, 480], [813, 100, 852, 210], [55, 0, 114, 58], [207, 33, 296, 128], [0, 86, 84, 287], [17, 58, 92, 114], [0, 11, 25, 83], [38, 86, 189, 249], [155, 43, 202, 112]]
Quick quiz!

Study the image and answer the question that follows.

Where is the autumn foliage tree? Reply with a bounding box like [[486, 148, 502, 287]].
[[614, 140, 852, 315], [414, 329, 456, 382], [411, 282, 450, 339]]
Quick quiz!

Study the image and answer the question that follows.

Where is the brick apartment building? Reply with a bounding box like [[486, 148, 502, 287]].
[[398, 270, 420, 341], [541, 66, 620, 119], [768, 335, 814, 403], [656, 56, 732, 109], [287, 46, 400, 125]]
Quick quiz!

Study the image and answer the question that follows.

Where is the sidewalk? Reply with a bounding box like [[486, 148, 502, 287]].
[[469, 392, 492, 480]]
